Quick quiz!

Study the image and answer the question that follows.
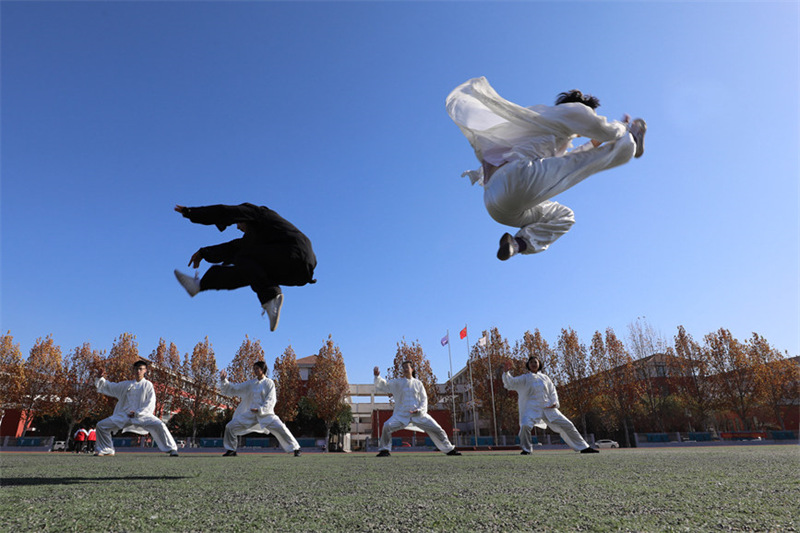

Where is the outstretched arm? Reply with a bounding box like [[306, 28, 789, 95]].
[[175, 204, 262, 232]]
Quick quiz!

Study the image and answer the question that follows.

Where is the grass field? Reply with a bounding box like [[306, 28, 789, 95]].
[[1, 446, 798, 532]]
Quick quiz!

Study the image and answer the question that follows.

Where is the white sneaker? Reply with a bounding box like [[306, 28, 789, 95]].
[[629, 118, 647, 158], [261, 294, 284, 332], [174, 270, 200, 297], [94, 450, 115, 456]]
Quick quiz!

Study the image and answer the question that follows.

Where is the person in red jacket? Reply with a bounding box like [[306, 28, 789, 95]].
[[173, 203, 317, 331], [73, 427, 87, 453], [86, 426, 97, 453]]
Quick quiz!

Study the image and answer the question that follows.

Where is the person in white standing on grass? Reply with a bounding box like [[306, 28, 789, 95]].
[[502, 356, 599, 455], [373, 361, 461, 457], [219, 361, 301, 457], [446, 76, 647, 259], [94, 360, 179, 457]]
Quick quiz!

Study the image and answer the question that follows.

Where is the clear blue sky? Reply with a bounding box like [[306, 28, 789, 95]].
[[2, 1, 797, 385]]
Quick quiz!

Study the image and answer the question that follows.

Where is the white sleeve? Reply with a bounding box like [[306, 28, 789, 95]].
[[374, 375, 390, 395]]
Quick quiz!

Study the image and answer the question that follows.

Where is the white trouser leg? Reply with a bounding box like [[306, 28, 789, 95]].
[[379, 416, 410, 451], [95, 416, 121, 454], [412, 414, 455, 453], [519, 424, 534, 453], [513, 201, 575, 254], [135, 417, 177, 452], [545, 410, 589, 451], [485, 134, 635, 227], [224, 419, 253, 451], [261, 415, 300, 452]]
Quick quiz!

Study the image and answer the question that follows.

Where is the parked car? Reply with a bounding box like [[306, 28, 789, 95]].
[[594, 439, 619, 449], [52, 441, 66, 452]]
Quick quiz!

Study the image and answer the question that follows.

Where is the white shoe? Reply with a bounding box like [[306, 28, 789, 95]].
[[261, 294, 283, 332], [629, 118, 647, 158], [94, 450, 115, 456], [174, 270, 200, 297]]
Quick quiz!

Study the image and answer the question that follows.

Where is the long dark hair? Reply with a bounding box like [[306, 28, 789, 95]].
[[555, 90, 600, 110]]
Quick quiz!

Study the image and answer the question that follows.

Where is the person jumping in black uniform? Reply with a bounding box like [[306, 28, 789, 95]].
[[173, 203, 317, 331]]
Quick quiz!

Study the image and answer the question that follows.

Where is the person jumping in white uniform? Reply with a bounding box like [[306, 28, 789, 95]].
[[220, 361, 301, 457], [94, 360, 179, 457], [446, 76, 647, 259], [502, 356, 599, 455], [373, 361, 461, 457]]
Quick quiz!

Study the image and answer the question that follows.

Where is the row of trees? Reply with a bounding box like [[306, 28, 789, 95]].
[[457, 322, 797, 445], [0, 332, 351, 447]]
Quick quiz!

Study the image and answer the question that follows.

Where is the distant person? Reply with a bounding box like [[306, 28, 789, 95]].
[[219, 362, 301, 457], [373, 361, 461, 457], [93, 360, 179, 457], [86, 426, 96, 453], [502, 357, 599, 455], [447, 77, 646, 259], [173, 203, 317, 331], [73, 426, 87, 453]]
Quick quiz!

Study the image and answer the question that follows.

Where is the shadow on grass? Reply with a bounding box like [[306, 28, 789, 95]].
[[1, 475, 191, 487]]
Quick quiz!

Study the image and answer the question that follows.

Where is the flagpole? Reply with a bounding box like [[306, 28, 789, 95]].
[[445, 329, 457, 444], [464, 326, 479, 447]]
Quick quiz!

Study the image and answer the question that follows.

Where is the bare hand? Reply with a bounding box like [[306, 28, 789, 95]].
[[373, 366, 380, 376], [97, 368, 106, 379], [175, 205, 188, 215], [250, 408, 258, 413], [128, 411, 135, 418], [188, 251, 202, 269], [220, 370, 227, 380]]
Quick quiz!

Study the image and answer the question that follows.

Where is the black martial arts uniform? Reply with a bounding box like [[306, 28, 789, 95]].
[[181, 203, 316, 304]]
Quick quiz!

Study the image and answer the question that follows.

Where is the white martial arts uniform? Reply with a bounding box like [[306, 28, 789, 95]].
[[374, 375, 455, 453], [220, 376, 300, 453], [446, 76, 636, 253], [95, 377, 178, 454], [502, 371, 590, 452]]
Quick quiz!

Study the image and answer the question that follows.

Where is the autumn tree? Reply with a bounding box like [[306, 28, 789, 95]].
[[273, 345, 303, 423], [61, 343, 104, 443], [183, 337, 219, 439], [554, 328, 592, 435], [227, 336, 266, 383], [673, 325, 716, 432], [387, 339, 439, 406], [589, 329, 640, 447], [307, 336, 350, 449], [704, 328, 759, 430], [149, 339, 183, 419], [748, 333, 798, 431], [464, 328, 516, 439], [627, 318, 673, 432], [20, 335, 63, 436], [0, 332, 25, 417]]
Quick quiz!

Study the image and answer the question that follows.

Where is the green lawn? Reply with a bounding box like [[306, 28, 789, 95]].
[[1, 446, 797, 532]]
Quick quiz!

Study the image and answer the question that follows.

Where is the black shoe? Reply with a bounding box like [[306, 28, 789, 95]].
[[376, 450, 391, 457], [497, 233, 516, 261], [222, 450, 237, 457], [520, 450, 531, 455], [293, 449, 301, 457], [446, 449, 462, 456], [580, 447, 600, 454]]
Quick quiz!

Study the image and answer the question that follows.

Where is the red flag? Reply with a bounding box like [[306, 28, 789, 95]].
[[459, 327, 467, 339]]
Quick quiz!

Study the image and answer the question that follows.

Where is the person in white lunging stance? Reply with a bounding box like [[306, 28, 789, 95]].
[[94, 360, 179, 457], [219, 361, 301, 457], [447, 77, 647, 259], [373, 361, 461, 457], [502, 356, 599, 455]]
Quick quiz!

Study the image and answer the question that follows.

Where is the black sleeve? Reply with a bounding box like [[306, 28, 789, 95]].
[[183, 204, 262, 232], [199, 238, 243, 264]]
